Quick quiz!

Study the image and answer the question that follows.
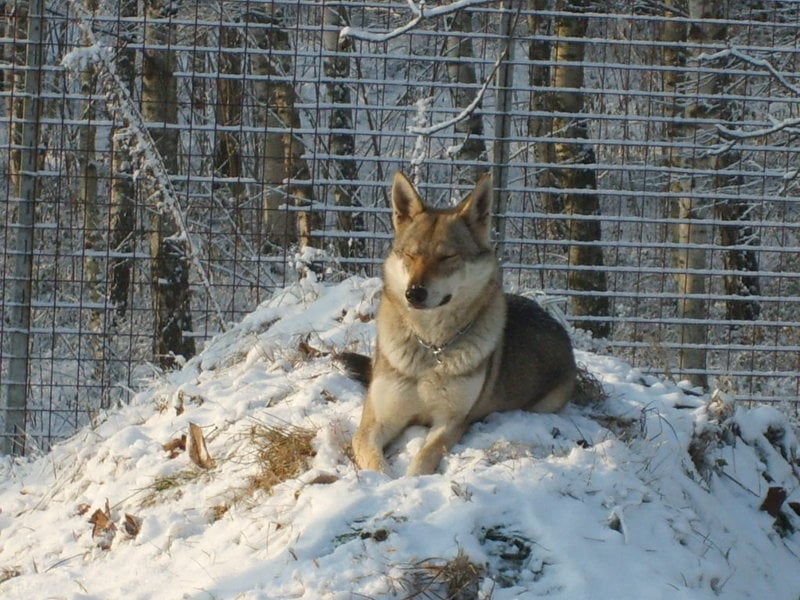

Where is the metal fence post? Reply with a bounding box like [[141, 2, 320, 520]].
[[3, 0, 44, 455]]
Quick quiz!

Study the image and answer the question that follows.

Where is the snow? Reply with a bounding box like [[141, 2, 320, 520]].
[[1, 275, 799, 599]]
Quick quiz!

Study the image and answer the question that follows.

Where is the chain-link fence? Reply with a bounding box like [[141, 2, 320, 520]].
[[2, 0, 800, 454]]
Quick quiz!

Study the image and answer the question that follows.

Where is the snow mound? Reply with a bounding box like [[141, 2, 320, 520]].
[[1, 276, 799, 600]]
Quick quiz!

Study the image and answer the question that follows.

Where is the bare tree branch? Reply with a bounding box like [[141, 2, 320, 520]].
[[717, 115, 800, 141], [408, 48, 507, 136], [699, 46, 800, 97], [700, 48, 800, 152]]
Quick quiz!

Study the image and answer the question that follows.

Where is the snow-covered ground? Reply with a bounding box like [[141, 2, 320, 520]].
[[1, 275, 799, 599]]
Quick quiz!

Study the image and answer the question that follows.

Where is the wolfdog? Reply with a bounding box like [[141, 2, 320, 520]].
[[344, 172, 576, 476]]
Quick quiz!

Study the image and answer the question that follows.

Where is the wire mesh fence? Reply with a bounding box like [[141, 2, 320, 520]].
[[2, 0, 800, 454]]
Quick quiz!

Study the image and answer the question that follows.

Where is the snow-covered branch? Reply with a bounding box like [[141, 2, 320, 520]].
[[699, 47, 800, 158], [340, 0, 496, 43], [716, 115, 800, 141], [699, 47, 800, 98], [408, 48, 507, 137]]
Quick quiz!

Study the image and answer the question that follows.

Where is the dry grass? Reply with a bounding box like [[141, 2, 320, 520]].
[[0, 567, 21, 585], [150, 469, 205, 493], [246, 421, 317, 495], [398, 550, 485, 600], [593, 414, 640, 444], [208, 503, 230, 522], [573, 365, 608, 407], [141, 469, 207, 507], [688, 426, 724, 481]]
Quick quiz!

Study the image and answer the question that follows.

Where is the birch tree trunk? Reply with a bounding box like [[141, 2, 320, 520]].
[[79, 0, 105, 385], [444, 9, 487, 184], [665, 0, 758, 386], [142, 0, 196, 369], [323, 4, 364, 259], [663, 0, 710, 388], [527, 0, 565, 241], [5, 0, 27, 194], [717, 200, 760, 321], [108, 0, 136, 322], [3, 0, 43, 455], [248, 7, 319, 250], [551, 0, 610, 338], [709, 57, 761, 322], [214, 24, 244, 202]]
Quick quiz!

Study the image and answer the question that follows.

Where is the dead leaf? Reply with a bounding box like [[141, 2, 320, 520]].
[[123, 513, 141, 538], [187, 423, 215, 469], [88, 508, 109, 534], [294, 472, 338, 499], [298, 339, 326, 359], [320, 389, 337, 403], [162, 434, 187, 459], [308, 473, 338, 486], [76, 503, 91, 516], [89, 502, 116, 550], [89, 506, 110, 534], [760, 486, 787, 518]]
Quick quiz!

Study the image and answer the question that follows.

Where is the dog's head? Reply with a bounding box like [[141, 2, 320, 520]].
[[384, 172, 497, 310]]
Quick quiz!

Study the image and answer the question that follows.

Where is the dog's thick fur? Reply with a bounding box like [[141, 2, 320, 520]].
[[349, 172, 577, 476]]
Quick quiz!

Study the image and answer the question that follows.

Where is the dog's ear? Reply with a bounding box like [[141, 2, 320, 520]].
[[457, 172, 493, 243], [391, 172, 425, 231]]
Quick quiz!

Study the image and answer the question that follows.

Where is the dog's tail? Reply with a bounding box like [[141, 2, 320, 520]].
[[332, 352, 372, 386]]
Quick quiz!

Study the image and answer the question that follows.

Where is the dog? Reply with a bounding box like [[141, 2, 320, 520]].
[[343, 172, 577, 476]]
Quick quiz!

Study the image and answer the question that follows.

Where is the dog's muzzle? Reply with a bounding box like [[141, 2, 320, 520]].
[[405, 285, 427, 308], [405, 285, 451, 309]]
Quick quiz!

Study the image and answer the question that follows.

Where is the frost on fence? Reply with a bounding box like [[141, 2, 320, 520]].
[[1, 0, 799, 453]]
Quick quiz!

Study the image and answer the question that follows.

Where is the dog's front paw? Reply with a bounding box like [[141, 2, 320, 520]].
[[352, 434, 389, 473], [355, 452, 389, 473], [405, 450, 441, 477], [405, 462, 436, 477]]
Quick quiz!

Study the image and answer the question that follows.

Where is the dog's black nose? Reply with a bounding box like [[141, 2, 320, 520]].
[[405, 285, 428, 307]]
